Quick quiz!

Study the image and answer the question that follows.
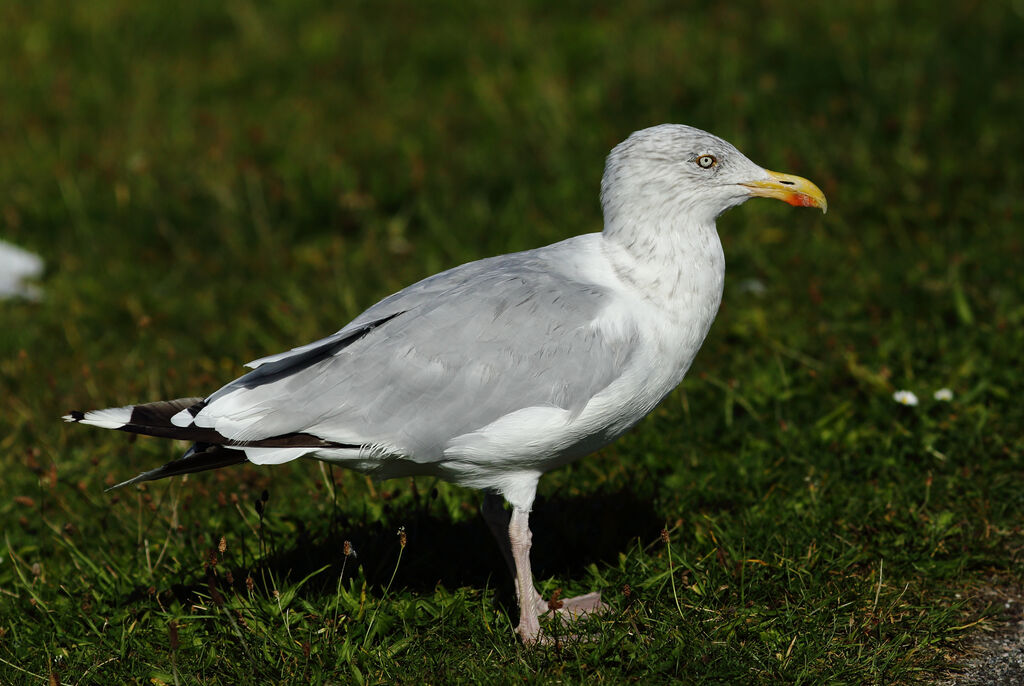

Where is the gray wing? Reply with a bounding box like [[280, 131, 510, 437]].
[[189, 239, 638, 461]]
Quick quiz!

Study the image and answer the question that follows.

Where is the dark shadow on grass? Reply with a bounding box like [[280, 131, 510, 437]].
[[126, 485, 662, 612], [252, 487, 662, 599]]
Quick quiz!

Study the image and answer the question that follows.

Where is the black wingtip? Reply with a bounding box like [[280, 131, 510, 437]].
[[67, 410, 85, 421], [105, 473, 148, 492], [105, 444, 249, 492]]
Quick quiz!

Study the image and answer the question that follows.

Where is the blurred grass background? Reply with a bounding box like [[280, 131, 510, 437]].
[[1, 0, 1022, 682]]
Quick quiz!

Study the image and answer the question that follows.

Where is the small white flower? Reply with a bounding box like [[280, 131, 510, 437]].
[[893, 390, 919, 406], [933, 388, 953, 402]]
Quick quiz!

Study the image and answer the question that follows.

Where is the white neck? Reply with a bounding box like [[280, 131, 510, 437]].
[[600, 199, 726, 320]]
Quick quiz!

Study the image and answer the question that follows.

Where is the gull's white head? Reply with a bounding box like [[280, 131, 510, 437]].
[[601, 124, 826, 234]]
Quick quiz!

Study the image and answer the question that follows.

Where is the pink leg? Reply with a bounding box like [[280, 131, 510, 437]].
[[508, 507, 543, 643], [484, 494, 609, 644]]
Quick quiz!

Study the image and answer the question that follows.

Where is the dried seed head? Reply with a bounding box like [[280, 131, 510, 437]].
[[547, 588, 564, 612], [343, 540, 352, 557], [245, 576, 254, 593], [208, 574, 224, 607], [622, 584, 631, 597], [397, 526, 407, 548], [218, 536, 227, 554], [660, 528, 670, 544]]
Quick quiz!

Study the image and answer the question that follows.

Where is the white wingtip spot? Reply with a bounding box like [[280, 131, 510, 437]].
[[170, 408, 194, 427], [243, 447, 310, 465], [74, 406, 133, 429]]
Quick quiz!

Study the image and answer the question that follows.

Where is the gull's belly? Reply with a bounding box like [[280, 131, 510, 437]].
[[435, 297, 713, 493]]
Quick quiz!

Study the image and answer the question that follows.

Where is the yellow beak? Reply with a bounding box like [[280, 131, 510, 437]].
[[742, 170, 828, 213]]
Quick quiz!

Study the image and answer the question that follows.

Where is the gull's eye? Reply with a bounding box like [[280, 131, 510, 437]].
[[696, 154, 717, 169]]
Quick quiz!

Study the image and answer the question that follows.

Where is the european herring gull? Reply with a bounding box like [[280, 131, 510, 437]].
[[65, 124, 826, 644]]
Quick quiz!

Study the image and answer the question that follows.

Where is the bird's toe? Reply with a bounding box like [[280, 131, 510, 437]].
[[553, 591, 607, 618]]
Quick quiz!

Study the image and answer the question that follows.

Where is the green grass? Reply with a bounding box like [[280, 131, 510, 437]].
[[2, 0, 1023, 682]]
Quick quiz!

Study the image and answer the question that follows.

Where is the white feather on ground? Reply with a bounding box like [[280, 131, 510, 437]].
[[0, 240, 43, 300]]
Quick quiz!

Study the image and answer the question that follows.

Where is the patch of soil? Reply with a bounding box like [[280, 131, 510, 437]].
[[937, 586, 1024, 686]]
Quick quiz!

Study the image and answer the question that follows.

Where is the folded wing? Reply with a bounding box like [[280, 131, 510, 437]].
[[178, 242, 639, 462]]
